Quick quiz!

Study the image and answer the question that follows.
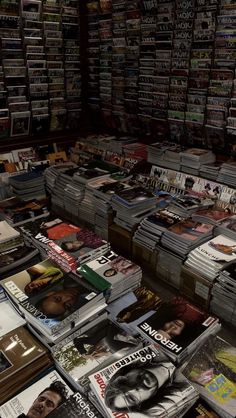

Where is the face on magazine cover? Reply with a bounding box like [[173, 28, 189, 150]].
[[61, 240, 84, 252], [104, 356, 183, 415], [23, 381, 68, 418], [36, 286, 82, 319]]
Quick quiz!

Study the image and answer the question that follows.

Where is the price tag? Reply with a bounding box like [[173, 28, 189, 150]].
[[206, 373, 236, 404]]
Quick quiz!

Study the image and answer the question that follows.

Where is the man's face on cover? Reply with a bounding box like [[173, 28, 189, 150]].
[[27, 390, 61, 417]]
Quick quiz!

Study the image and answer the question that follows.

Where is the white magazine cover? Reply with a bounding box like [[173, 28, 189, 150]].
[[0, 369, 73, 418], [0, 300, 25, 337], [89, 345, 198, 418], [195, 234, 236, 263]]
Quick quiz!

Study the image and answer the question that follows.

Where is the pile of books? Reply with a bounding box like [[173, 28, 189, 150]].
[[9, 171, 46, 200], [185, 234, 236, 281], [78, 250, 142, 302], [180, 148, 216, 175], [211, 261, 236, 326], [161, 219, 214, 258]]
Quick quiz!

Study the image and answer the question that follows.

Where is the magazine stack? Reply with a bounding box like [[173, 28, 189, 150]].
[[111, 186, 156, 231], [192, 207, 232, 225], [9, 171, 46, 200], [88, 345, 199, 418], [215, 215, 236, 239], [52, 318, 143, 394], [0, 196, 49, 226], [1, 259, 107, 346], [184, 235, 236, 281], [133, 209, 183, 251], [180, 148, 216, 175], [217, 161, 236, 187], [0, 369, 73, 418], [107, 285, 162, 335], [44, 163, 76, 195], [211, 262, 236, 327], [200, 161, 222, 181], [77, 250, 142, 302], [148, 142, 180, 168], [19, 217, 110, 271], [183, 335, 236, 418], [0, 326, 52, 404], [161, 219, 214, 258], [168, 195, 213, 218], [137, 297, 220, 363]]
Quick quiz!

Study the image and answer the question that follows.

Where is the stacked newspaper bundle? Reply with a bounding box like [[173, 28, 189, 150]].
[[183, 335, 236, 418], [217, 161, 236, 186], [161, 219, 214, 257], [180, 148, 216, 175], [9, 171, 46, 200], [77, 250, 142, 302], [133, 209, 183, 251], [88, 345, 198, 418], [111, 186, 156, 231], [211, 261, 236, 326], [185, 234, 236, 281], [137, 297, 220, 363], [1, 259, 107, 345]]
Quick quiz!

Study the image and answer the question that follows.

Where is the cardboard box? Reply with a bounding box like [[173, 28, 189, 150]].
[[180, 265, 213, 310], [108, 223, 134, 259], [132, 241, 158, 273]]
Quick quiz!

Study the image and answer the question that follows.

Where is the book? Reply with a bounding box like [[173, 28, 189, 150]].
[[0, 369, 73, 417], [137, 297, 219, 362], [88, 345, 198, 418], [183, 335, 236, 418]]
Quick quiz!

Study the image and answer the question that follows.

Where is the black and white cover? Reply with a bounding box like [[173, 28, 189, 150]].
[[89, 345, 198, 418], [47, 392, 102, 418]]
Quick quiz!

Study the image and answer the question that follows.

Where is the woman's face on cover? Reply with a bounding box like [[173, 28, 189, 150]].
[[40, 288, 79, 316], [162, 319, 185, 337]]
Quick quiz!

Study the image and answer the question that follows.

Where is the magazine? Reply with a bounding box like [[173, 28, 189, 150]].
[[0, 369, 73, 418], [183, 335, 236, 418], [89, 345, 198, 418], [47, 392, 102, 418], [52, 318, 143, 392], [0, 300, 25, 336], [137, 297, 218, 360]]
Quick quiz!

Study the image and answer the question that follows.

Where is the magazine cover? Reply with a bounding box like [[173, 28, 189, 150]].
[[0, 301, 25, 337], [195, 235, 236, 263], [107, 286, 162, 334], [0, 369, 73, 418], [167, 220, 213, 242], [78, 250, 141, 291], [89, 345, 197, 418], [183, 335, 236, 418], [112, 186, 155, 207], [0, 326, 47, 382], [47, 392, 102, 418], [193, 208, 232, 223], [52, 319, 143, 392], [146, 209, 183, 230], [137, 297, 217, 357]]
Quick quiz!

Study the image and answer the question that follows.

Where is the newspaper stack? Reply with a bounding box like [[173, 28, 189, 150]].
[[185, 234, 236, 281], [217, 161, 236, 186], [211, 261, 236, 326], [88, 345, 198, 418], [137, 298, 220, 363], [77, 250, 142, 302], [1, 259, 107, 344], [183, 335, 236, 418], [111, 186, 156, 231], [200, 161, 222, 180], [9, 171, 46, 200], [133, 209, 183, 251], [161, 219, 214, 257], [180, 148, 216, 175]]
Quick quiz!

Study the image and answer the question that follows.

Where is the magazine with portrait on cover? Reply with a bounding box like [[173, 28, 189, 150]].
[[89, 345, 198, 418]]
